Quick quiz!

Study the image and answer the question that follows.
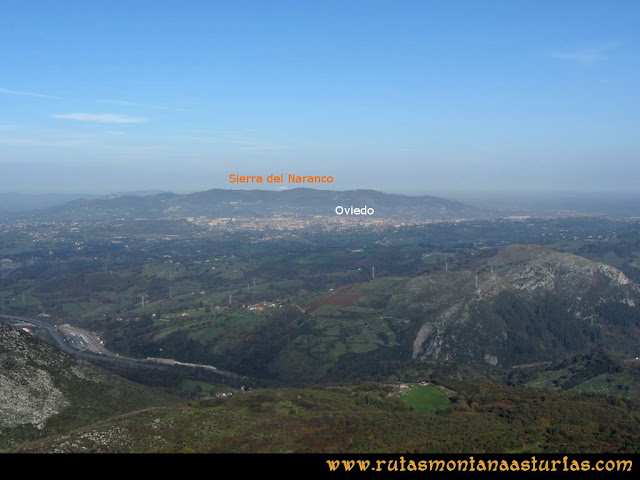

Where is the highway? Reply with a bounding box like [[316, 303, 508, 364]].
[[0, 314, 243, 379], [0, 314, 77, 355]]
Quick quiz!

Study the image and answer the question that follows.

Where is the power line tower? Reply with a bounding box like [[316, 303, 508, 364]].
[[138, 293, 148, 308]]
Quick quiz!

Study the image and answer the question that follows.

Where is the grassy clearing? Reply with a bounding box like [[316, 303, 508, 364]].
[[399, 384, 450, 413], [180, 379, 228, 396]]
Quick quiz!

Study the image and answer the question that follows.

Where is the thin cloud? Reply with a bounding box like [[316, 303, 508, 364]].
[[52, 113, 147, 124], [0, 87, 59, 99], [550, 43, 619, 66]]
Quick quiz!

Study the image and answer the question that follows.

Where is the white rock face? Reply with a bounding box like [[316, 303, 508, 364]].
[[484, 354, 498, 366], [491, 244, 636, 293], [0, 326, 70, 430], [52, 427, 132, 453], [0, 371, 68, 429], [0, 323, 171, 452], [412, 323, 435, 358]]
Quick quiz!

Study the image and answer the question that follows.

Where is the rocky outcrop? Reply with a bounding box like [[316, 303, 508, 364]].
[[395, 245, 640, 367]]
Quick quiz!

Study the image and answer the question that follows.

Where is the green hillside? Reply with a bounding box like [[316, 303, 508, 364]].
[[14, 381, 640, 453]]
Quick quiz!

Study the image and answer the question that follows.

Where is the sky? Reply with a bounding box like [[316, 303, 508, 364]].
[[1, 0, 639, 195]]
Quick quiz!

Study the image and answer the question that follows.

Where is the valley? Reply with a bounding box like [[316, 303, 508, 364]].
[[1, 189, 640, 452]]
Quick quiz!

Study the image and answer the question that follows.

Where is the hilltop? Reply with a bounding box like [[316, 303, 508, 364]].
[[393, 244, 640, 367]]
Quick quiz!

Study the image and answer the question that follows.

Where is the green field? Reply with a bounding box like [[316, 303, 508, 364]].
[[399, 384, 450, 413]]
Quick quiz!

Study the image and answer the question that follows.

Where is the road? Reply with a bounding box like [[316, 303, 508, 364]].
[[59, 323, 112, 355], [0, 314, 243, 379]]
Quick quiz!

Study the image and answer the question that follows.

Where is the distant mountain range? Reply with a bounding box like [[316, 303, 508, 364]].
[[0, 193, 101, 213], [10, 188, 481, 221], [0, 190, 165, 213], [4, 189, 640, 221]]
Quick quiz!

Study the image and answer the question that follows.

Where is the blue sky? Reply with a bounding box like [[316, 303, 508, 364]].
[[1, 0, 639, 194]]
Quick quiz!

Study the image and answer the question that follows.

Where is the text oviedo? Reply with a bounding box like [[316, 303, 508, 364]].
[[335, 205, 375, 215]]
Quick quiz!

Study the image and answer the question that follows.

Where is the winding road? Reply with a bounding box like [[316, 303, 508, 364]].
[[0, 314, 243, 379]]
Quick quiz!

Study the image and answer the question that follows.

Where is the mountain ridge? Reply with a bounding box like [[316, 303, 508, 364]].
[[400, 244, 640, 367], [14, 187, 481, 221]]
